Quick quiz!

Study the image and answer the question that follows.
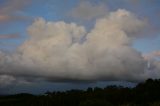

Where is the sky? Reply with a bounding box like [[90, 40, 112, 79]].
[[0, 0, 160, 94]]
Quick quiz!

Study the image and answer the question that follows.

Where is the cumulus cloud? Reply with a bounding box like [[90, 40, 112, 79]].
[[69, 1, 108, 20], [0, 8, 155, 87]]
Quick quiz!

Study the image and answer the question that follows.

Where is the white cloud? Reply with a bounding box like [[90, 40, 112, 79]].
[[0, 8, 153, 86]]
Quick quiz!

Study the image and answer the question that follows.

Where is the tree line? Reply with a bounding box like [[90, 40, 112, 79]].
[[1, 79, 160, 106]]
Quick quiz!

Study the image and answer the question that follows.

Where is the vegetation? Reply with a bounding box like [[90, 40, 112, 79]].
[[1, 79, 160, 106]]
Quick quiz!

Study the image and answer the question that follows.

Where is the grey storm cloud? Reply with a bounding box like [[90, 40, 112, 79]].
[[0, 8, 158, 87]]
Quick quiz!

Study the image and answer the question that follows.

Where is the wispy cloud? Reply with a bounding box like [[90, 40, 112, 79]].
[[0, 33, 20, 39], [69, 1, 108, 20], [143, 51, 160, 79], [0, 0, 32, 23], [144, 51, 160, 60]]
